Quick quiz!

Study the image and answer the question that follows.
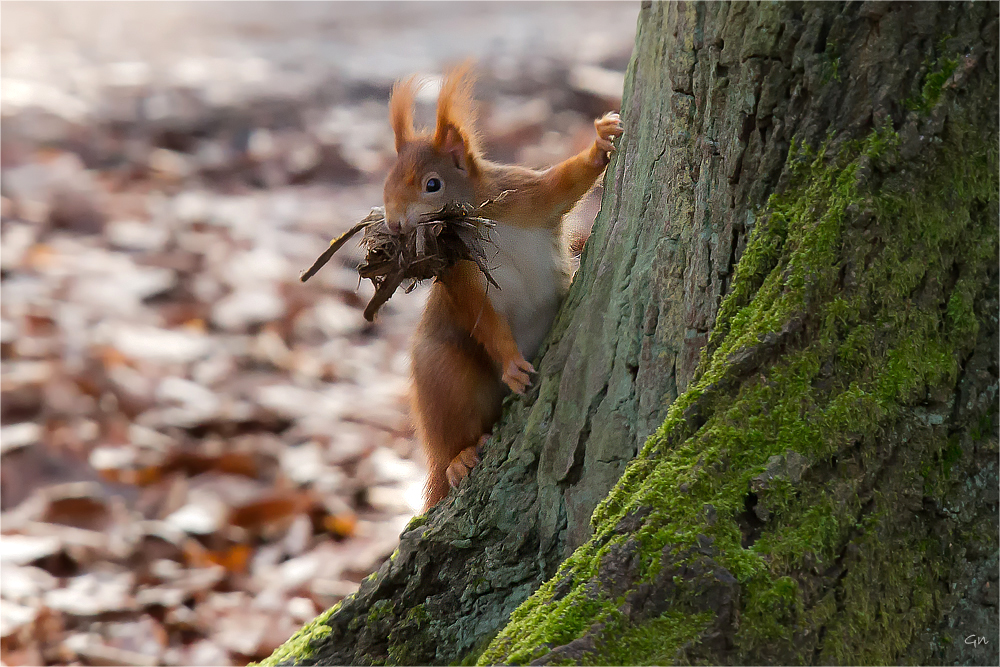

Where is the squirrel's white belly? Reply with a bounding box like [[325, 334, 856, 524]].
[[485, 224, 565, 361]]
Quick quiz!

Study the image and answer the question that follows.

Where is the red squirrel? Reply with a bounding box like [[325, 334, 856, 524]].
[[382, 63, 623, 509]]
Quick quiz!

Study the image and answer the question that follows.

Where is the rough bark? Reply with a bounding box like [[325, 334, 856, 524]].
[[262, 1, 998, 665]]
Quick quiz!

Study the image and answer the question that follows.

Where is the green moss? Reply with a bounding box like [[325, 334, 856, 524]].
[[971, 413, 995, 442], [741, 577, 802, 644], [945, 280, 979, 342], [367, 599, 396, 626], [586, 611, 714, 665], [386, 604, 434, 665], [405, 603, 429, 624], [403, 513, 429, 532], [820, 514, 951, 664], [821, 55, 841, 85], [906, 57, 959, 113], [482, 107, 998, 664], [940, 437, 962, 472], [254, 602, 340, 666], [492, 570, 616, 665], [456, 643, 487, 666], [922, 434, 965, 496], [920, 58, 958, 108]]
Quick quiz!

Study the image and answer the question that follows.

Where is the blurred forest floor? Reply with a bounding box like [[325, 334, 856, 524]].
[[0, 2, 638, 664]]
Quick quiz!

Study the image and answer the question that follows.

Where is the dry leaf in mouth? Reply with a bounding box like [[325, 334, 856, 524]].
[[301, 195, 509, 321]]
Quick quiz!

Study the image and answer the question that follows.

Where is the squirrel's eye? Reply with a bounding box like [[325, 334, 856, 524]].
[[425, 177, 442, 193]]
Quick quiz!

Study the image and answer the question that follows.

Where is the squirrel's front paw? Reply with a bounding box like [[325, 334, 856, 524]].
[[594, 112, 624, 153], [502, 357, 535, 395]]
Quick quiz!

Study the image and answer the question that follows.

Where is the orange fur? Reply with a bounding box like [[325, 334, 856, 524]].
[[389, 75, 421, 152], [440, 263, 523, 368], [411, 280, 506, 505], [475, 154, 608, 230], [433, 61, 482, 163], [384, 63, 623, 509]]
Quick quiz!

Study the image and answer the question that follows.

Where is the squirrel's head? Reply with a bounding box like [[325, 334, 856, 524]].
[[383, 63, 480, 234]]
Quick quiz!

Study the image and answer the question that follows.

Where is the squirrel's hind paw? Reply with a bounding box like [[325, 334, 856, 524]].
[[445, 445, 481, 488]]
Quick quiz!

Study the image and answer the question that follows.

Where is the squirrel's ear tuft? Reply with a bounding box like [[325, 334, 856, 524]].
[[438, 125, 469, 171], [389, 75, 421, 153], [433, 61, 480, 167]]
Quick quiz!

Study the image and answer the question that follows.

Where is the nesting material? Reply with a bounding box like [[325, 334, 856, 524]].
[[300, 199, 504, 321]]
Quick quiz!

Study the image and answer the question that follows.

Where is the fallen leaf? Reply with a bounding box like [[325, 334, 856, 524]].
[[322, 512, 357, 539], [228, 491, 315, 532]]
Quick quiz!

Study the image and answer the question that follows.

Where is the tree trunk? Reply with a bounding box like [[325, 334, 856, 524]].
[[262, 1, 998, 665]]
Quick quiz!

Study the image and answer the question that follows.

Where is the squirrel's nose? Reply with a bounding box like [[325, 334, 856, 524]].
[[384, 204, 404, 234], [385, 206, 417, 234]]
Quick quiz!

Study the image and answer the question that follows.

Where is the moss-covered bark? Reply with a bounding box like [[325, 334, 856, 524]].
[[483, 1, 999, 664], [262, 2, 998, 665]]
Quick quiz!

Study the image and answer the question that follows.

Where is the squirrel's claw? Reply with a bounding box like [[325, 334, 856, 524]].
[[503, 358, 535, 395], [596, 137, 615, 153], [446, 444, 481, 488], [595, 112, 624, 143], [592, 112, 624, 164]]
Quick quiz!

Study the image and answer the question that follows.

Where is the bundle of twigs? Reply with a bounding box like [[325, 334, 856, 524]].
[[300, 198, 504, 321]]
